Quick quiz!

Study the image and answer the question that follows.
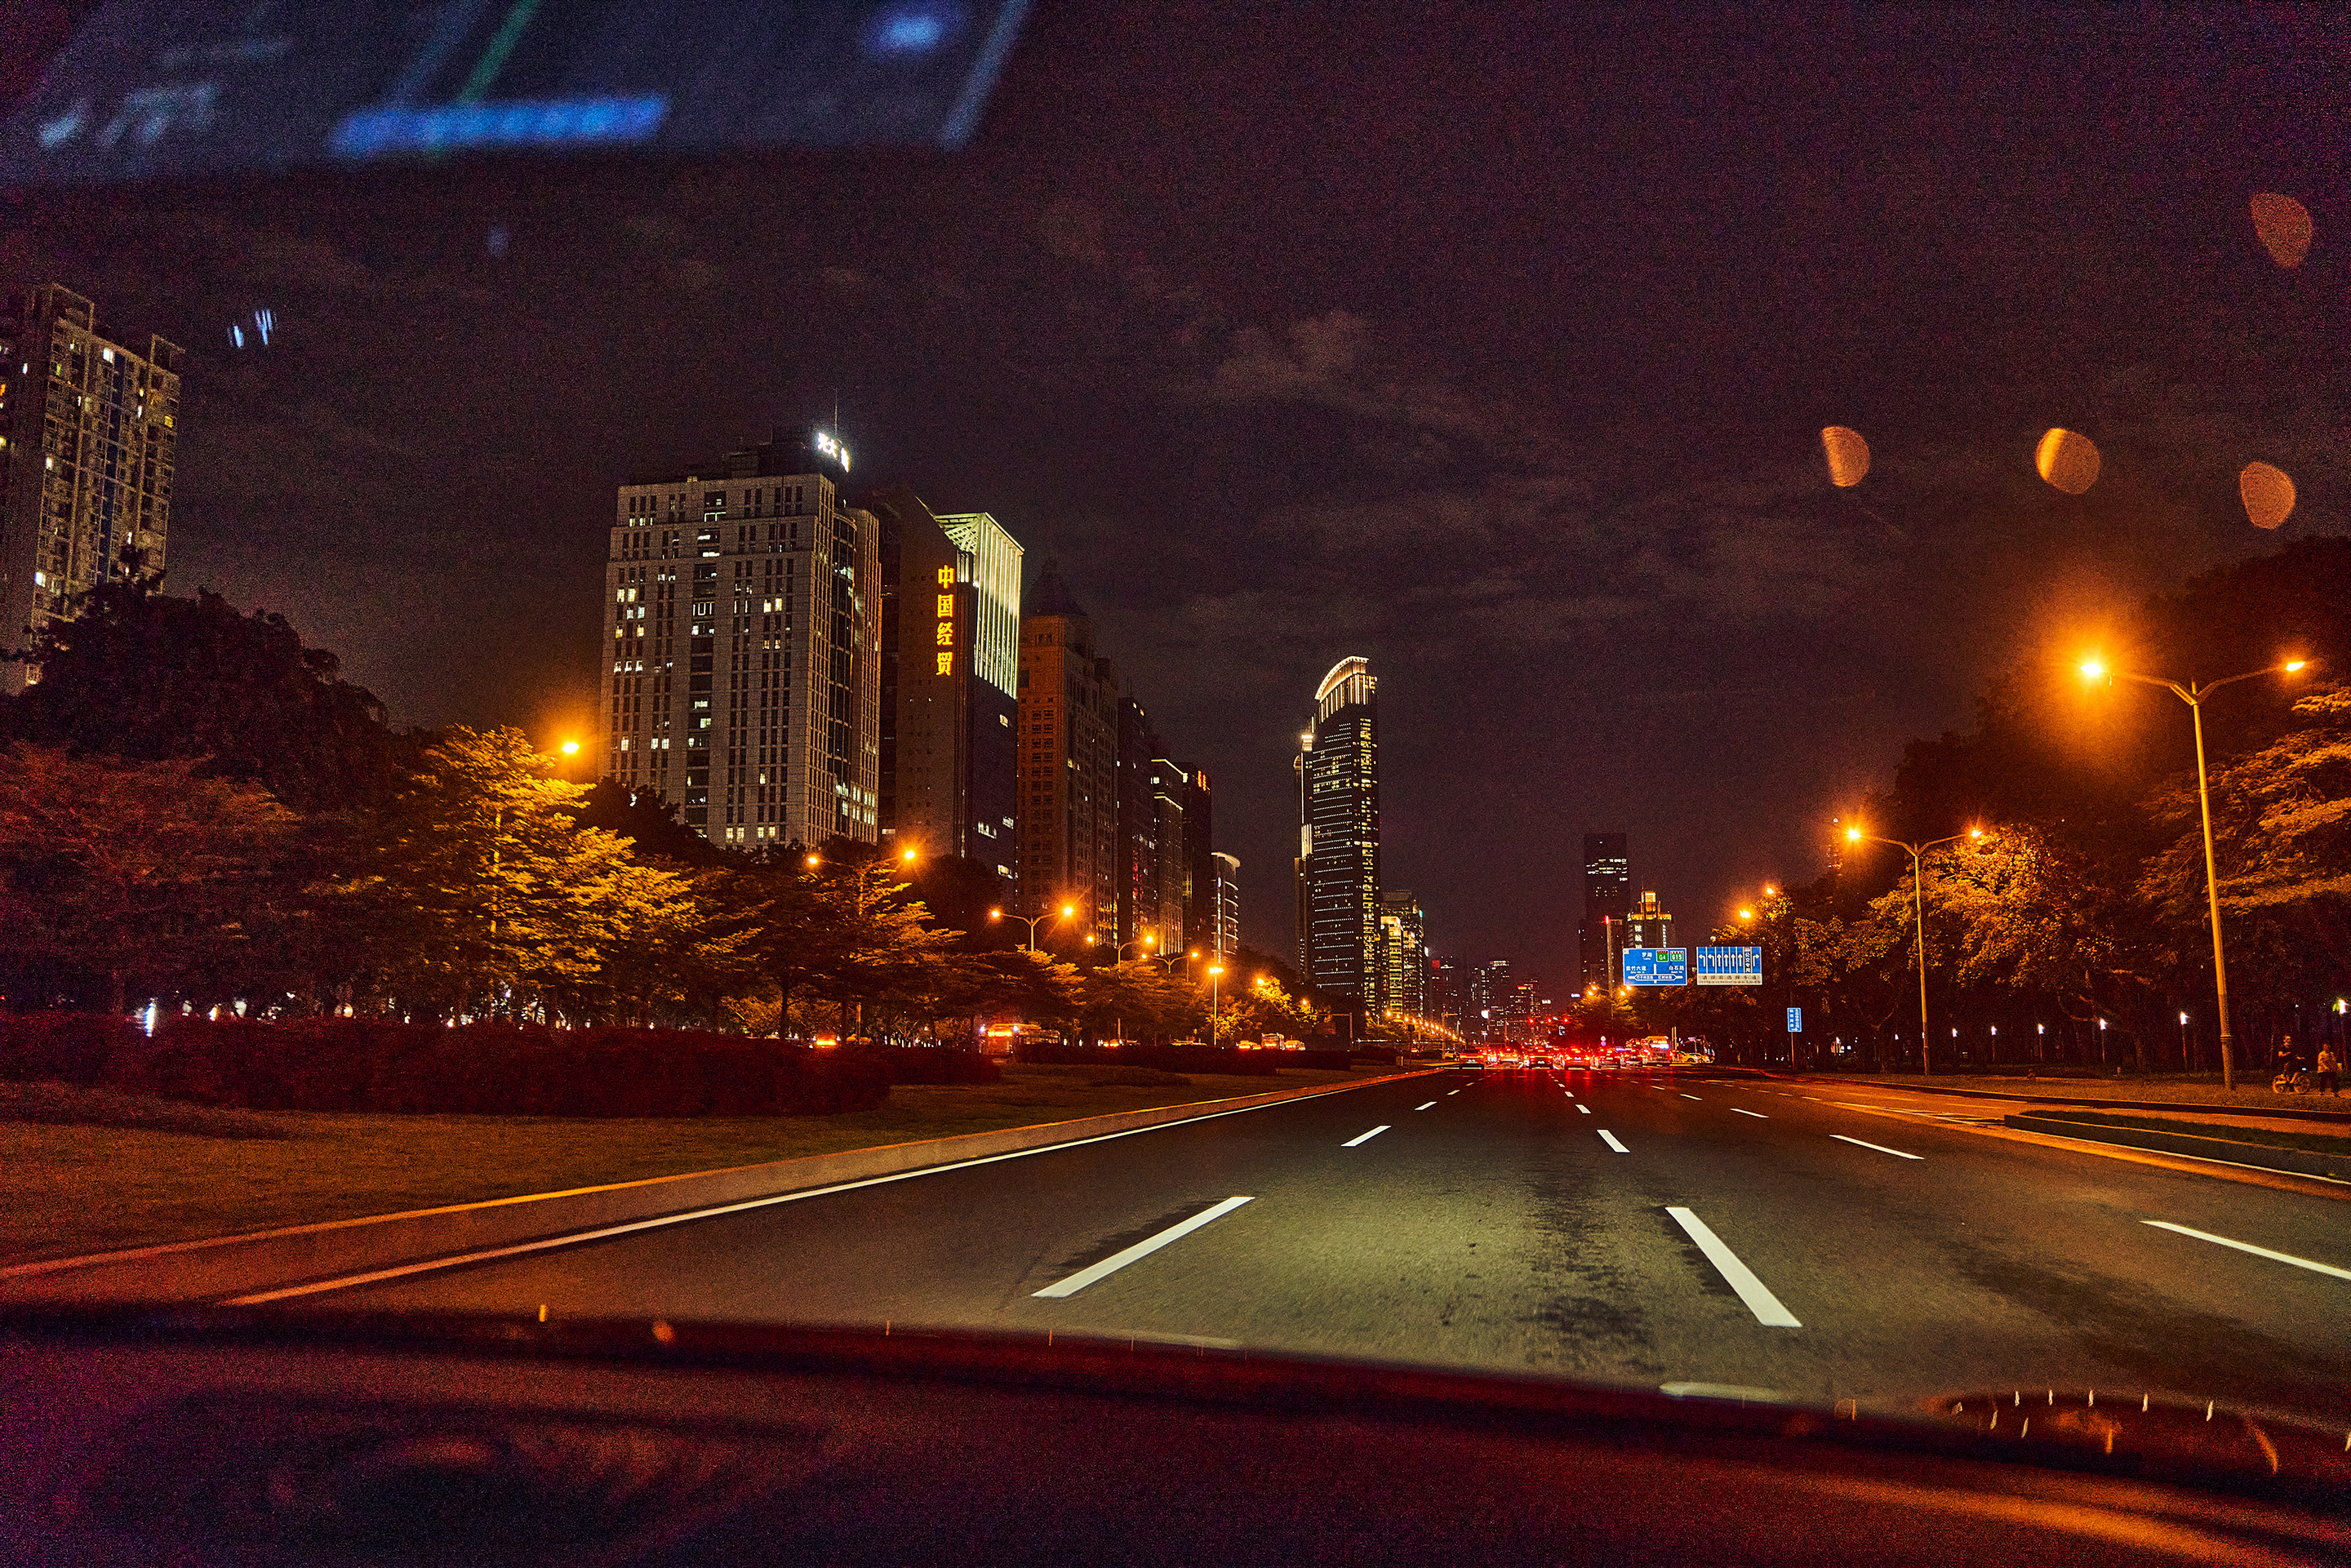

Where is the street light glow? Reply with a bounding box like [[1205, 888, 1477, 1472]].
[[558, 740, 580, 755], [2284, 659, 2307, 673], [2078, 657, 2106, 680]]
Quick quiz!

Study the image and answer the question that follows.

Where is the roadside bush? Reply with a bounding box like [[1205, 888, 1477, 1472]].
[[1016, 1042, 1278, 1077], [846, 1046, 1002, 1086], [0, 1012, 143, 1084], [11, 1014, 889, 1117]]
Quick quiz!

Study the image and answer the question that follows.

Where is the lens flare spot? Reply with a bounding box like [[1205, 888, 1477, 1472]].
[[2249, 193, 2313, 269], [2034, 428, 2100, 495], [2239, 461, 2295, 530], [1820, 425, 1870, 488]]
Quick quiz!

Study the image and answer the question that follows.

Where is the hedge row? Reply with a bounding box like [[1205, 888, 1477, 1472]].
[[0, 1014, 1016, 1117], [1016, 1042, 1286, 1076]]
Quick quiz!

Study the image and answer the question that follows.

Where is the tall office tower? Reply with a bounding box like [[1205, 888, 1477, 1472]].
[[598, 432, 880, 845], [1468, 957, 1512, 1040], [1296, 657, 1380, 1032], [1424, 957, 1459, 1034], [1577, 831, 1631, 993], [0, 286, 182, 691], [1016, 565, 1122, 944], [1377, 891, 1427, 1020], [1180, 766, 1215, 955], [1146, 750, 1190, 953], [1211, 851, 1240, 957], [870, 486, 1021, 882], [1624, 890, 1674, 951], [1115, 700, 1161, 949]]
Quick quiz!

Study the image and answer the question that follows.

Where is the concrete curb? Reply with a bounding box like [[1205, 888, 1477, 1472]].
[[2002, 1114, 2351, 1183], [1751, 1070, 2351, 1124], [2, 1069, 1439, 1304]]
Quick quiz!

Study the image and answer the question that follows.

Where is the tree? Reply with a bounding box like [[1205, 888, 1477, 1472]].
[[0, 744, 298, 1013], [2, 581, 404, 813], [345, 726, 660, 1018], [571, 780, 726, 867]]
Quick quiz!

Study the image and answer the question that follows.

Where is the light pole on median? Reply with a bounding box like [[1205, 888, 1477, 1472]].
[[990, 902, 1077, 953], [2078, 656, 2309, 1090], [1846, 824, 1984, 1076]]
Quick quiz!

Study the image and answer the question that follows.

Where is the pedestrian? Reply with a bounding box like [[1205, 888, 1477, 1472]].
[[2318, 1044, 2341, 1098]]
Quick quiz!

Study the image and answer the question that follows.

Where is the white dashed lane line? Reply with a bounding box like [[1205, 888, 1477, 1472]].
[[1833, 1134, 1922, 1161], [1414, 1101, 1438, 1111], [1598, 1130, 1629, 1153], [1576, 1104, 1592, 1115], [1667, 1207, 1802, 1327], [2143, 1221, 2351, 1282], [1033, 1197, 1255, 1299], [1343, 1125, 1390, 1148], [1731, 1108, 1768, 1118]]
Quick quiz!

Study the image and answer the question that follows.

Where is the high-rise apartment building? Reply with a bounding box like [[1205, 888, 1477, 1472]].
[[1146, 750, 1191, 953], [0, 286, 182, 691], [1116, 700, 1160, 950], [1211, 851, 1240, 957], [598, 433, 881, 845], [1016, 566, 1122, 944], [1179, 766, 1215, 956], [1378, 890, 1427, 1021], [1297, 656, 1380, 1030], [1578, 831, 1631, 993], [871, 485, 1021, 882]]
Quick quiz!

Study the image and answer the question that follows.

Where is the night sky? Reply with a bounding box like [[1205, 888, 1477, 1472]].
[[5, 2, 2346, 994]]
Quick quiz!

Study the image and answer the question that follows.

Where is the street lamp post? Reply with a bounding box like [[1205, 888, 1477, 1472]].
[[990, 903, 1077, 952], [1847, 824, 1983, 1075], [1207, 963, 1224, 1047], [2079, 657, 2308, 1090]]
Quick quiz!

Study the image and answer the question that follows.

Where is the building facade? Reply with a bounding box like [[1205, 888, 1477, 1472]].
[[1211, 851, 1240, 957], [1377, 890, 1427, 1022], [598, 433, 881, 845], [1297, 656, 1380, 1029], [1468, 958, 1512, 1041], [1578, 831, 1631, 993], [0, 285, 182, 691], [1016, 565, 1122, 945], [872, 486, 1021, 882], [1624, 890, 1674, 953]]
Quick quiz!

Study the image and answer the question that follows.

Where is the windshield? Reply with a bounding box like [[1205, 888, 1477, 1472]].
[[1, 1, 2347, 1441]]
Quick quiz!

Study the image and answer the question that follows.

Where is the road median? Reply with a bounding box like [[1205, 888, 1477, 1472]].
[[2002, 1113, 2351, 1184], [2, 1068, 1436, 1305]]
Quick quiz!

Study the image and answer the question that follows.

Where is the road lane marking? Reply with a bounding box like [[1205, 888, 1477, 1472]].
[[1344, 1125, 1390, 1147], [1576, 1104, 1592, 1115], [1033, 1197, 1255, 1299], [1732, 1108, 1769, 1118], [1833, 1135, 1922, 1161], [1681, 1094, 1701, 1101], [2143, 1221, 2351, 1283], [1415, 1101, 1438, 1111], [1598, 1130, 1629, 1153], [1447, 1090, 1461, 1095], [1666, 1207, 1802, 1327], [218, 1075, 1432, 1305]]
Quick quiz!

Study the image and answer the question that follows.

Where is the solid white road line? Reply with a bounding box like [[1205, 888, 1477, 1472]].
[[1833, 1134, 1922, 1161], [1033, 1197, 1255, 1299], [1598, 1130, 1629, 1153], [1344, 1125, 1391, 1147], [1731, 1108, 1769, 1119], [1576, 1104, 1592, 1115], [223, 1079, 1400, 1306], [1415, 1101, 1438, 1111], [2143, 1220, 2351, 1283], [1666, 1207, 1802, 1327]]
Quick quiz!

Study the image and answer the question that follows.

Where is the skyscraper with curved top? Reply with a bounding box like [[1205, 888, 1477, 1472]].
[[1296, 655, 1380, 1036]]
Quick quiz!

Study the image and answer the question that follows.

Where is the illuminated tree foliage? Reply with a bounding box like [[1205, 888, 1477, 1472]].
[[0, 744, 297, 1013]]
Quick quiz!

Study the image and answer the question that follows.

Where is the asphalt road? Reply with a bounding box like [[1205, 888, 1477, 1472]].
[[313, 1068, 2351, 1422]]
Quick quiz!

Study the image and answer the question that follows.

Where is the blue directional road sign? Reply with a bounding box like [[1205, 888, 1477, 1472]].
[[1787, 1007, 1803, 1033], [1623, 948, 1688, 987], [1695, 946, 1763, 985]]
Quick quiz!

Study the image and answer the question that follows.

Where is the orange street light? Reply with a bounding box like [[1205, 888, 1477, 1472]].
[[993, 903, 1078, 952], [2078, 653, 2313, 1086], [901, 846, 918, 864], [559, 740, 580, 756], [1844, 820, 1990, 1076]]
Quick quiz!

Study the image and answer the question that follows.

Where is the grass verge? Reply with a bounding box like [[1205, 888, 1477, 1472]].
[[2019, 1109, 2351, 1157], [0, 1064, 1381, 1268]]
